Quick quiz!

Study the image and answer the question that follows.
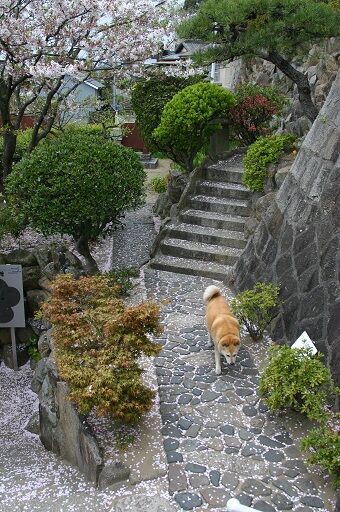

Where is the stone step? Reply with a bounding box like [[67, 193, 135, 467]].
[[197, 180, 249, 200], [150, 254, 232, 281], [142, 158, 158, 169], [160, 238, 243, 266], [204, 165, 244, 184], [167, 223, 247, 249], [136, 152, 152, 160], [180, 209, 246, 232], [190, 195, 250, 216]]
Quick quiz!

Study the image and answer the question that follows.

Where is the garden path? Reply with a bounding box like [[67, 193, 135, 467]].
[[144, 268, 336, 512]]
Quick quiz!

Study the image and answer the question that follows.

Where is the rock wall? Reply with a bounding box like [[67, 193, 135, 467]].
[[233, 71, 340, 384], [31, 331, 131, 487], [237, 38, 340, 137], [32, 347, 104, 484]]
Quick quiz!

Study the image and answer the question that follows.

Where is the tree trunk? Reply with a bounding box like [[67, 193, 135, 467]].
[[2, 130, 17, 186], [266, 51, 318, 122], [75, 235, 99, 275], [0, 85, 16, 190]]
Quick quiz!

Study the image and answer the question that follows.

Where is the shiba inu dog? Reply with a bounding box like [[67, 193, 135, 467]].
[[203, 285, 241, 375]]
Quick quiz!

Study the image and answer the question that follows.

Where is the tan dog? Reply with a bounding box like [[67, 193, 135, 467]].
[[203, 285, 241, 375]]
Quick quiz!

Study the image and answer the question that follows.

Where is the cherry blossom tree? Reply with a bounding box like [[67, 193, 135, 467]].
[[0, 0, 171, 189]]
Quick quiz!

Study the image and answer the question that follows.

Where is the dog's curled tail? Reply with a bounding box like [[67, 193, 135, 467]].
[[203, 285, 221, 304]]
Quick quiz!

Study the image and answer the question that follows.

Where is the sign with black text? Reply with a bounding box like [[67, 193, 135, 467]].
[[0, 265, 25, 328]]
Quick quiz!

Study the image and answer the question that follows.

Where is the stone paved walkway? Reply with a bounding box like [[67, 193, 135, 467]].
[[144, 268, 336, 512]]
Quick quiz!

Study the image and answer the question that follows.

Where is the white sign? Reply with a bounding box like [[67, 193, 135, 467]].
[[291, 331, 317, 355], [0, 265, 25, 328]]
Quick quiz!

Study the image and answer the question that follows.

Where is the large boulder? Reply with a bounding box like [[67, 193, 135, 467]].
[[22, 266, 41, 290], [38, 329, 52, 358], [25, 411, 40, 435], [26, 289, 49, 316], [167, 170, 189, 203], [153, 192, 173, 219], [3, 249, 37, 267], [33, 245, 52, 270], [36, 356, 104, 484], [98, 462, 130, 489]]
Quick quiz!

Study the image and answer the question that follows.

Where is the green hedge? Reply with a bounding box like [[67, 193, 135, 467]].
[[243, 134, 296, 192]]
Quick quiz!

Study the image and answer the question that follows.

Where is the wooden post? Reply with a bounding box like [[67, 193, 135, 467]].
[[10, 327, 18, 371]]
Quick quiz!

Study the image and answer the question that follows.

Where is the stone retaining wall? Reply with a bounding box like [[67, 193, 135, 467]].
[[232, 71, 340, 385], [238, 38, 340, 137]]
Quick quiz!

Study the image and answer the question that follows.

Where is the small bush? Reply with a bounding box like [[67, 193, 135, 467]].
[[301, 423, 340, 488], [27, 335, 41, 362], [150, 175, 168, 193], [231, 282, 280, 341], [41, 274, 162, 425], [231, 84, 287, 145], [259, 345, 338, 422], [153, 82, 235, 172], [243, 134, 296, 192], [105, 267, 139, 297]]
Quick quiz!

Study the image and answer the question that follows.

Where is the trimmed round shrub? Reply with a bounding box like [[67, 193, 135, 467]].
[[153, 82, 235, 172], [5, 127, 145, 273], [243, 133, 296, 192]]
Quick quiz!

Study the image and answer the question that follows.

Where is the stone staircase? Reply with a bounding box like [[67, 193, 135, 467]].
[[150, 152, 250, 281]]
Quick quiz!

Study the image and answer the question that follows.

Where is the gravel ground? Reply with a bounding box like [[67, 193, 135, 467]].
[[110, 204, 156, 270]]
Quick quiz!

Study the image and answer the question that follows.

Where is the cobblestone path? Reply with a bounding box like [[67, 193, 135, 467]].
[[144, 268, 336, 512]]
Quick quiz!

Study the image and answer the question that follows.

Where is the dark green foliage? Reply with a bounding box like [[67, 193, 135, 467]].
[[150, 175, 168, 193], [153, 82, 235, 172], [4, 127, 146, 273], [231, 84, 288, 144], [27, 335, 41, 362], [243, 134, 296, 192], [259, 345, 338, 422], [0, 195, 26, 240], [231, 282, 280, 341], [178, 0, 340, 62], [105, 267, 139, 297], [301, 424, 340, 488], [131, 74, 204, 152]]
